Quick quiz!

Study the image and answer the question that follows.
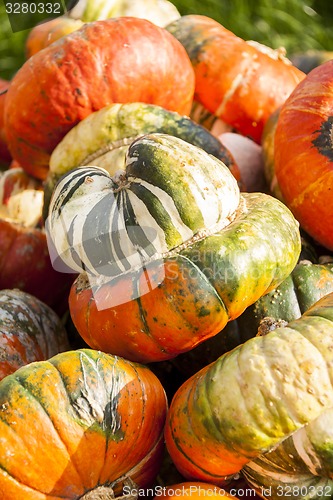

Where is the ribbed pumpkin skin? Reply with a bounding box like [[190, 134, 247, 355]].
[[68, 192, 301, 363], [47, 134, 240, 278], [274, 60, 333, 250], [166, 15, 304, 144], [0, 289, 69, 380], [165, 293, 333, 487], [0, 349, 167, 499], [4, 17, 195, 179]]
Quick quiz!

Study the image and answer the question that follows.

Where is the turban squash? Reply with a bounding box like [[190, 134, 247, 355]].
[[0, 349, 167, 499], [166, 15, 305, 144], [4, 17, 195, 179], [46, 133, 301, 363], [42, 101, 240, 219], [165, 292, 333, 498]]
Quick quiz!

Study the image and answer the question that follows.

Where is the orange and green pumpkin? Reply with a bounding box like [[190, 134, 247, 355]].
[[165, 292, 333, 498], [46, 134, 301, 363], [0, 349, 167, 499]]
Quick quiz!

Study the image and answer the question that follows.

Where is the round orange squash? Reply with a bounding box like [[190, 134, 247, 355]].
[[4, 17, 195, 179], [274, 60, 333, 250], [166, 15, 305, 144]]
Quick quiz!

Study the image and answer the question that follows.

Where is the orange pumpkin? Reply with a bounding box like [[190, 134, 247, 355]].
[[0, 349, 167, 499], [166, 15, 305, 143], [25, 17, 84, 58], [0, 79, 11, 166], [4, 17, 195, 179], [274, 60, 333, 250]]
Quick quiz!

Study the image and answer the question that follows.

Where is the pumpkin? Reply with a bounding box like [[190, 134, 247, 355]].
[[42, 101, 240, 219], [164, 292, 333, 497], [154, 482, 239, 499], [25, 17, 84, 59], [4, 17, 195, 179], [169, 250, 333, 380], [0, 79, 11, 167], [46, 134, 301, 363], [0, 167, 75, 312], [166, 15, 305, 143], [25, 0, 180, 59], [0, 288, 69, 380], [274, 60, 333, 250], [0, 348, 167, 499], [236, 256, 333, 342]]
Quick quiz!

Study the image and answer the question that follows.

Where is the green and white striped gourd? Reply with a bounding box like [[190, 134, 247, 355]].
[[47, 133, 240, 277], [43, 102, 239, 218]]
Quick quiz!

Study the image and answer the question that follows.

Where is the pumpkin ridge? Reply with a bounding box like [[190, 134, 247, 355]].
[[12, 370, 87, 489], [0, 465, 67, 499]]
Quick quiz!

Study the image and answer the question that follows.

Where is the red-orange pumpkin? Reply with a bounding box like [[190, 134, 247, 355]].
[[0, 168, 75, 313], [4, 17, 195, 179], [166, 15, 305, 143], [0, 79, 11, 166], [274, 60, 333, 250], [25, 17, 84, 59]]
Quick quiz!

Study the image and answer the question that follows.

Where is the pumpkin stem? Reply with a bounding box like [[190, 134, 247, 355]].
[[80, 477, 138, 500], [256, 316, 288, 336]]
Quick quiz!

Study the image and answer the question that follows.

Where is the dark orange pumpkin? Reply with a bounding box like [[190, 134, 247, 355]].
[[0, 289, 69, 380], [0, 79, 11, 167], [166, 15, 305, 143], [4, 17, 195, 179], [274, 60, 333, 250], [0, 349, 167, 499]]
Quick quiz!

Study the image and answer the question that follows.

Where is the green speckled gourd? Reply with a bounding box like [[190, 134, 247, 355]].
[[43, 102, 239, 219], [237, 256, 333, 341], [165, 292, 333, 499], [47, 133, 301, 363]]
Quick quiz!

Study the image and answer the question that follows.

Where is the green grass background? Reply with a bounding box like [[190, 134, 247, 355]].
[[1, 0, 332, 80]]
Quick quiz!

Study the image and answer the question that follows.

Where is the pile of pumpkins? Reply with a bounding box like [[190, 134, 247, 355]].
[[0, 0, 333, 498]]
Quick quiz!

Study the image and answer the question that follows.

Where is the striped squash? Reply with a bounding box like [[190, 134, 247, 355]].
[[43, 102, 240, 219], [67, 192, 301, 363], [165, 292, 333, 497], [46, 133, 240, 277]]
